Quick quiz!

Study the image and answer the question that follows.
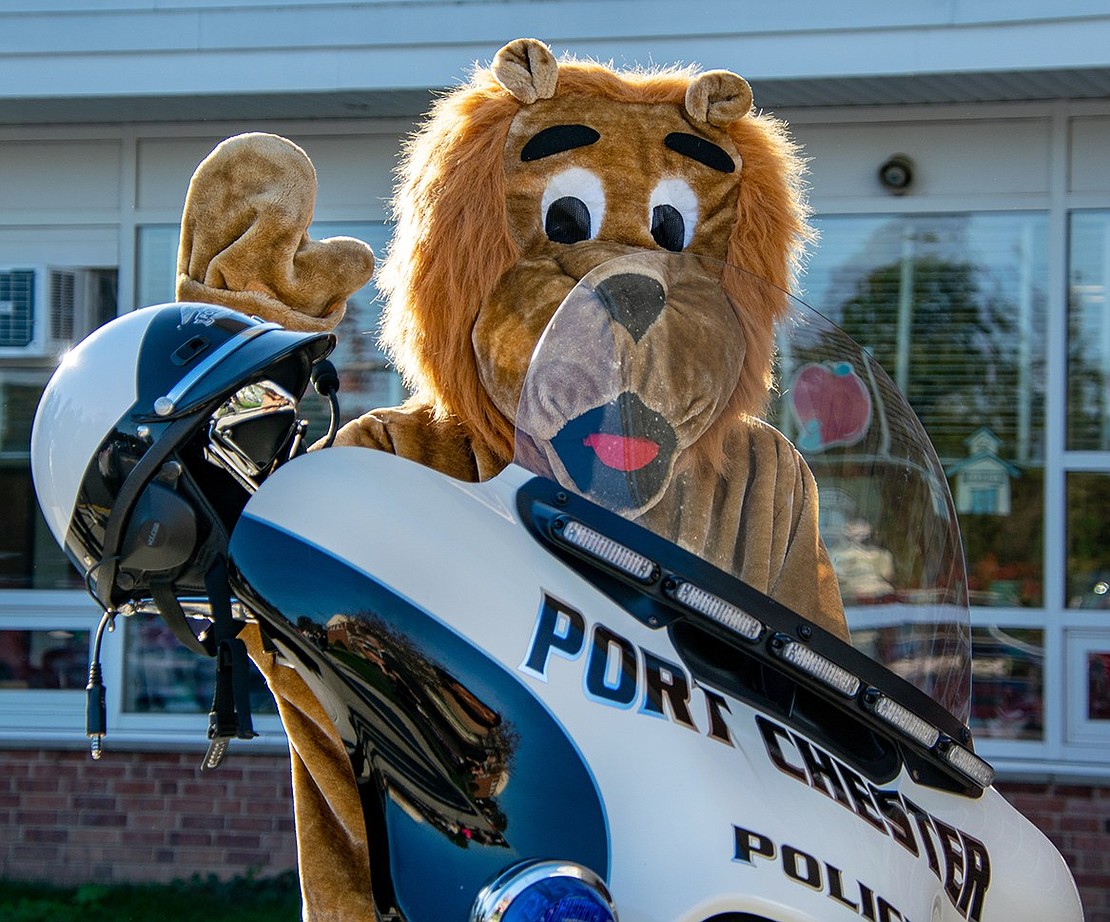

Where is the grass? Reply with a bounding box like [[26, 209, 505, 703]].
[[0, 871, 300, 921]]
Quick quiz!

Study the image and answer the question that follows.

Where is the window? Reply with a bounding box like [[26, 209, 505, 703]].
[[0, 599, 104, 739], [0, 627, 89, 689], [803, 213, 1048, 609], [970, 626, 1044, 741], [1068, 212, 1110, 451], [123, 612, 276, 716], [0, 266, 119, 591], [1066, 212, 1110, 622], [0, 371, 84, 591], [1065, 631, 1110, 749], [1067, 472, 1110, 610]]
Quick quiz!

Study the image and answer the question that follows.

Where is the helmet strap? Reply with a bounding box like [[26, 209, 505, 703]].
[[199, 555, 258, 771], [150, 554, 259, 771], [151, 582, 213, 657]]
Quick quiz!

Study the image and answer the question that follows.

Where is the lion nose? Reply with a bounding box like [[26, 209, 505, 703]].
[[594, 272, 666, 342]]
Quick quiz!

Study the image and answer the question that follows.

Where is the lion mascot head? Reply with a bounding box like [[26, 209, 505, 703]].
[[377, 38, 812, 505]]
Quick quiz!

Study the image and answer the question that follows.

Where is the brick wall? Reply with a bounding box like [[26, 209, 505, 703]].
[[0, 748, 297, 886], [2, 749, 1107, 921], [998, 781, 1110, 922]]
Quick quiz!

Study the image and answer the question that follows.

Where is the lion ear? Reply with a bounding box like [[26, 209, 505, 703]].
[[492, 38, 559, 104], [685, 70, 754, 127]]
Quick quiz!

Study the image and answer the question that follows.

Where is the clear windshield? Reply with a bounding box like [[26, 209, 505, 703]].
[[513, 251, 971, 723]]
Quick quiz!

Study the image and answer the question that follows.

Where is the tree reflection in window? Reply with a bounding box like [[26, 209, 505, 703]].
[[804, 214, 1047, 607]]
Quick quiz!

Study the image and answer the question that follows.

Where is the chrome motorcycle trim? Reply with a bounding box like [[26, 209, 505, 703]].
[[470, 859, 617, 922]]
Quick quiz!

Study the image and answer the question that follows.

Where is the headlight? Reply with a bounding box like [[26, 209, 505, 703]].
[[471, 859, 618, 922]]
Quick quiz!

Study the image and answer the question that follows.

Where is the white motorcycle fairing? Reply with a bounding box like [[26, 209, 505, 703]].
[[24, 252, 1084, 921], [229, 447, 1082, 922]]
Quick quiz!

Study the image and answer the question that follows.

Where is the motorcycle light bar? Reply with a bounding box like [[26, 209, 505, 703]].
[[772, 635, 861, 698], [863, 689, 941, 749], [667, 579, 762, 641], [519, 479, 996, 793], [554, 517, 658, 583], [471, 859, 618, 922], [940, 739, 996, 788]]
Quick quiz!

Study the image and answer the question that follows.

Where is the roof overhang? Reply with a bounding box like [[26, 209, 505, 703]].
[[2, 67, 1109, 127]]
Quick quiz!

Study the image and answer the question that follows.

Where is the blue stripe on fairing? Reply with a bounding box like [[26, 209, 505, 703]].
[[230, 513, 611, 922]]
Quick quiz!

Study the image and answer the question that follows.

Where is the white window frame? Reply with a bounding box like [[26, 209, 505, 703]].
[[0, 590, 287, 752], [1064, 628, 1110, 752]]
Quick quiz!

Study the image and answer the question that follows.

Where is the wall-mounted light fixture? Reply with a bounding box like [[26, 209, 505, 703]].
[[878, 154, 915, 194]]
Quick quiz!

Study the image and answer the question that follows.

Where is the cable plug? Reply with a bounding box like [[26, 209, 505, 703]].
[[85, 662, 107, 760]]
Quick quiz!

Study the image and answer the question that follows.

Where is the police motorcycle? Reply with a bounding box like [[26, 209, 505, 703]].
[[30, 252, 1083, 922]]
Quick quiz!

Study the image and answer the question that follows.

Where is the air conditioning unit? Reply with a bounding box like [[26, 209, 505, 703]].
[[0, 267, 103, 358]]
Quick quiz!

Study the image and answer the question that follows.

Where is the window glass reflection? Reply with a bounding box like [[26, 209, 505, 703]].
[[804, 213, 1047, 607], [122, 612, 275, 715], [1068, 211, 1110, 450], [0, 628, 89, 689], [970, 626, 1044, 740], [3, 375, 84, 590], [1067, 472, 1110, 610], [1089, 651, 1110, 721], [305, 221, 403, 429]]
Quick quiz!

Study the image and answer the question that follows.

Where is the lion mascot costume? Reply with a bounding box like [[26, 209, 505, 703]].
[[175, 38, 845, 920]]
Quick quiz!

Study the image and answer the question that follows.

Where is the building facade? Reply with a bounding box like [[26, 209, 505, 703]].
[[2, 1, 1109, 916]]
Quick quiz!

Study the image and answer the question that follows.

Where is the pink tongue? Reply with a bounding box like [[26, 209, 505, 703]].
[[582, 433, 660, 471]]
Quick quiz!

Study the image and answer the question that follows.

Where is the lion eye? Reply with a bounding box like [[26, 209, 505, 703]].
[[649, 178, 698, 252], [541, 167, 606, 245], [546, 197, 592, 244], [651, 204, 685, 252]]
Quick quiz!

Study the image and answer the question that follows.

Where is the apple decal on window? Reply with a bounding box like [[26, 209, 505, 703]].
[[789, 361, 873, 453]]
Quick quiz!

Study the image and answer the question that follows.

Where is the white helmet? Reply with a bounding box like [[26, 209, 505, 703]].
[[31, 302, 334, 607]]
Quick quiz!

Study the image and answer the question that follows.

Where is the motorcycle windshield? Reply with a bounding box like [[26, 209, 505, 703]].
[[513, 251, 971, 726]]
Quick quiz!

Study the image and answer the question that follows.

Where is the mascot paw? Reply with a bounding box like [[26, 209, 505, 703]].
[[176, 132, 375, 332]]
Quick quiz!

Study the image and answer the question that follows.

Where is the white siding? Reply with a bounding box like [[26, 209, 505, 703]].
[[796, 116, 1053, 207], [0, 140, 121, 214], [2, 1, 1109, 101], [133, 129, 404, 219], [1070, 116, 1110, 194]]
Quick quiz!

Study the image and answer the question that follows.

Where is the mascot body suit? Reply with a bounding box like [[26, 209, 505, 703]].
[[176, 38, 844, 919]]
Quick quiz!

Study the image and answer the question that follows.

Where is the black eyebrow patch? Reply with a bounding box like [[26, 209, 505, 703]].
[[521, 124, 601, 162], [664, 132, 736, 173]]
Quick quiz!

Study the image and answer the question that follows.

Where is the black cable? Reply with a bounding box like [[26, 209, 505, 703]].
[[83, 555, 118, 615], [85, 609, 114, 760], [323, 390, 341, 447], [82, 556, 121, 760], [311, 359, 341, 448]]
